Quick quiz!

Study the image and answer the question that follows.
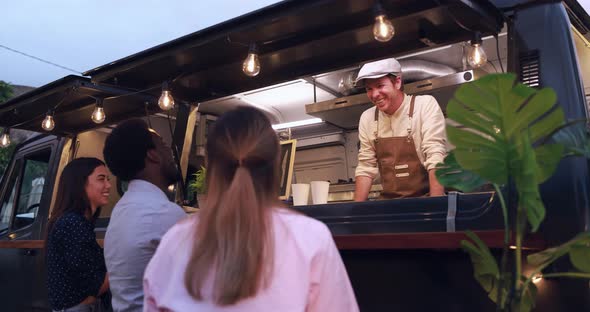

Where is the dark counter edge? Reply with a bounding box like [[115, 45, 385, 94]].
[[0, 230, 545, 250]]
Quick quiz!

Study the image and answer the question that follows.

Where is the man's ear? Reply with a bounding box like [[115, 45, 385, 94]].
[[394, 75, 402, 90], [146, 148, 161, 164]]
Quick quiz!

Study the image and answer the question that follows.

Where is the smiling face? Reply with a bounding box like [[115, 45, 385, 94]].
[[364, 75, 403, 115], [85, 165, 111, 214]]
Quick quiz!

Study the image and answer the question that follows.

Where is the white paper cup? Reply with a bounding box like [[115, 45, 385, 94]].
[[291, 183, 310, 206], [310, 181, 330, 204]]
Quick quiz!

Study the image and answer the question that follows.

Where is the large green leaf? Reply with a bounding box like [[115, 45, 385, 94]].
[[435, 152, 488, 192], [447, 74, 564, 187], [528, 232, 590, 267], [461, 231, 502, 304], [534, 144, 564, 183], [550, 120, 590, 158], [514, 133, 545, 232], [570, 245, 590, 273], [569, 232, 590, 273]]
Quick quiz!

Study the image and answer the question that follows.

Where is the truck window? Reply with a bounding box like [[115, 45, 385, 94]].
[[13, 156, 49, 230], [0, 161, 21, 234], [0, 149, 51, 233]]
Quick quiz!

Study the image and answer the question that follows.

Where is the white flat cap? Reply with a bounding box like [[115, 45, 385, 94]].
[[355, 58, 402, 87]]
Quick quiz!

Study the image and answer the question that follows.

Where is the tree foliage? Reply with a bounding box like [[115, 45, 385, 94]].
[[0, 81, 13, 103]]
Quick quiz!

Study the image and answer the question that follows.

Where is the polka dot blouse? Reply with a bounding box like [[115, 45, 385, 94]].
[[46, 212, 106, 310]]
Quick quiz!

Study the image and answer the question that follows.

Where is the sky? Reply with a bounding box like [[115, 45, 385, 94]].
[[0, 0, 280, 87], [2, 0, 590, 88]]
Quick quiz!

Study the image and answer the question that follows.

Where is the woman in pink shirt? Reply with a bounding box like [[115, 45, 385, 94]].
[[143, 107, 359, 312]]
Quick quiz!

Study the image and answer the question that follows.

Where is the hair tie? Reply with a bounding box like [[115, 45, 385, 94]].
[[238, 159, 244, 167]]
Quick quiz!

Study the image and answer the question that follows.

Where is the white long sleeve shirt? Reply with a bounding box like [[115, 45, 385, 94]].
[[104, 180, 186, 312], [355, 93, 448, 179]]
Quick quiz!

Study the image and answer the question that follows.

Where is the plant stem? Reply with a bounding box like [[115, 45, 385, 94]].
[[494, 184, 510, 311], [494, 184, 509, 240], [515, 205, 525, 292], [542, 272, 590, 279]]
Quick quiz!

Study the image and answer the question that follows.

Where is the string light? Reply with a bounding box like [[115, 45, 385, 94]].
[[468, 32, 487, 68], [0, 128, 10, 147], [42, 110, 55, 131], [91, 98, 106, 124], [158, 81, 175, 111], [242, 43, 261, 77], [373, 1, 395, 42]]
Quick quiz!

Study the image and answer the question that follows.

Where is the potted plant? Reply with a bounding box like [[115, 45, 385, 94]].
[[189, 166, 207, 208], [436, 73, 590, 312]]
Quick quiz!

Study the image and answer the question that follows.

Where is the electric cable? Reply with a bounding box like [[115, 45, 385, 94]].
[[0, 44, 82, 74]]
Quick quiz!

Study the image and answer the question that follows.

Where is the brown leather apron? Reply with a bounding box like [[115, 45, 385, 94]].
[[375, 95, 429, 199]]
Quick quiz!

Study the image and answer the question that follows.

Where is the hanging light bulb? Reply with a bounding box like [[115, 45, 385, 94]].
[[242, 43, 261, 77], [42, 110, 55, 131], [468, 32, 487, 68], [91, 99, 106, 124], [158, 81, 175, 111], [0, 128, 10, 148], [373, 2, 394, 42]]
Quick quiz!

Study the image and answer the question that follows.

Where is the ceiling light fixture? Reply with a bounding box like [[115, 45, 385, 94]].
[[373, 1, 395, 42], [42, 110, 55, 131], [0, 128, 11, 147], [91, 98, 106, 124], [158, 81, 175, 111], [272, 118, 322, 130], [468, 31, 488, 68], [242, 43, 261, 77]]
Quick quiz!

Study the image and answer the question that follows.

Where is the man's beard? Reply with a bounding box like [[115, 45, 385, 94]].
[[162, 164, 180, 185]]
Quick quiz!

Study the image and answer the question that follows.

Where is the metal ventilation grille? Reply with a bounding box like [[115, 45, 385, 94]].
[[519, 51, 541, 88]]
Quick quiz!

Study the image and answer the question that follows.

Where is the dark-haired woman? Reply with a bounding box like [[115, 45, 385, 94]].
[[143, 107, 359, 311], [46, 157, 111, 311]]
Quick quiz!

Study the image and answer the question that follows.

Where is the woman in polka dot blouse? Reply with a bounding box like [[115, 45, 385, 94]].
[[45, 158, 112, 312]]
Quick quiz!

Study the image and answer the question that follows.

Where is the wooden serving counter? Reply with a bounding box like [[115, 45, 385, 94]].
[[0, 230, 545, 251], [334, 230, 545, 250]]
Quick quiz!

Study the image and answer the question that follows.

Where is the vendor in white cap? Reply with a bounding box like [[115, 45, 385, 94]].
[[353, 57, 447, 200]]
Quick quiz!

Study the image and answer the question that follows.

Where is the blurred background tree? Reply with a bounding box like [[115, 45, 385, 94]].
[[0, 81, 13, 101]]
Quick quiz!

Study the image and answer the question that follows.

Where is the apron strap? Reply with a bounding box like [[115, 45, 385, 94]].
[[374, 105, 380, 138], [407, 95, 415, 140], [408, 95, 416, 118]]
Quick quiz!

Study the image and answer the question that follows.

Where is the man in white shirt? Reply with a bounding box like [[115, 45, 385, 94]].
[[103, 119, 186, 312], [354, 58, 447, 200]]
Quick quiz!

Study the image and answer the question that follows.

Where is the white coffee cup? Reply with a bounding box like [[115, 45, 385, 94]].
[[310, 181, 330, 204], [291, 183, 310, 206]]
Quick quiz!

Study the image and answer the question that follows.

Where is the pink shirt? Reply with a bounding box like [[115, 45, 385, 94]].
[[143, 209, 359, 312]]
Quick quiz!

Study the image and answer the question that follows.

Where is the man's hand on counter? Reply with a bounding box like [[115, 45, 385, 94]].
[[354, 176, 373, 201], [428, 169, 445, 197]]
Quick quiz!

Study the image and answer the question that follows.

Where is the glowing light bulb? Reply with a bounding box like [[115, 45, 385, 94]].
[[158, 90, 175, 111], [0, 131, 10, 147], [468, 44, 487, 68], [373, 15, 395, 42], [532, 274, 543, 284], [42, 113, 55, 131], [91, 103, 106, 124], [468, 32, 487, 68], [242, 44, 261, 77]]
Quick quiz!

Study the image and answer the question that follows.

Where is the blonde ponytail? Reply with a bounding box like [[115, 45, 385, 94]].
[[185, 165, 274, 305]]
